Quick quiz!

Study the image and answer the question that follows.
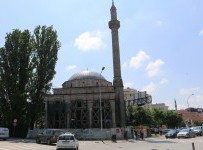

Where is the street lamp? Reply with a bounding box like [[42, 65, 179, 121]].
[[187, 94, 194, 108], [186, 94, 194, 127], [99, 67, 105, 132]]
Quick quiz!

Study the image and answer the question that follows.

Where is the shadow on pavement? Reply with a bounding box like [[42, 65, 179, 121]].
[[8, 139, 56, 146], [128, 139, 176, 144], [144, 139, 176, 144]]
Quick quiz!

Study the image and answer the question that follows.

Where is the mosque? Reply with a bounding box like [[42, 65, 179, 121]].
[[45, 1, 126, 129]]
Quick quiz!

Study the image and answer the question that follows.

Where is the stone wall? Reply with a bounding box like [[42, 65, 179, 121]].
[[27, 128, 133, 140]]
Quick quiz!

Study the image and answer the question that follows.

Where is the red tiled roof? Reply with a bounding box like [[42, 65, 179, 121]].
[[178, 110, 203, 122]]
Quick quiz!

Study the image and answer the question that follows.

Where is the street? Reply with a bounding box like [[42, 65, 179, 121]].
[[0, 135, 202, 150]]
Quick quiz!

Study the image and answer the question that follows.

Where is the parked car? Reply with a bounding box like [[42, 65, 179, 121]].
[[36, 129, 64, 144], [177, 128, 196, 138], [56, 133, 79, 150], [0, 127, 9, 140], [165, 129, 178, 139], [190, 126, 203, 136], [161, 129, 171, 135]]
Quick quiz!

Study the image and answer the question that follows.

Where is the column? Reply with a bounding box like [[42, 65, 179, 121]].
[[88, 101, 93, 128], [110, 101, 116, 128]]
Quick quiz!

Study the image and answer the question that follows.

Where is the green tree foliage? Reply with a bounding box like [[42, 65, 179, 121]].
[[164, 110, 183, 128], [127, 106, 153, 126], [127, 106, 184, 128], [0, 26, 60, 134], [151, 108, 166, 127], [0, 30, 33, 127], [28, 26, 60, 129]]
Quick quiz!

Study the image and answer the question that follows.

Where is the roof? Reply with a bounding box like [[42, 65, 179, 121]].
[[59, 133, 74, 136], [178, 110, 203, 121], [68, 70, 106, 81]]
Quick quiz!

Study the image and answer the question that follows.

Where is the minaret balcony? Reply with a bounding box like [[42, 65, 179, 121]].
[[109, 20, 120, 29]]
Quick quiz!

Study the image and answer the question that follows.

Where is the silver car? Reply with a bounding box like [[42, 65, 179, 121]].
[[177, 128, 196, 138], [190, 126, 203, 136]]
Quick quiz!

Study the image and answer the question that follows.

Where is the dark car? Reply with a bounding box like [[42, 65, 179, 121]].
[[36, 129, 64, 145], [165, 129, 178, 139]]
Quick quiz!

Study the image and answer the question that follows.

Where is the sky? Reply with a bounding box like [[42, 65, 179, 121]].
[[1, 0, 203, 110]]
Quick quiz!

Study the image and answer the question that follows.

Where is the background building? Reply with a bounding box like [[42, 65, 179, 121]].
[[150, 103, 169, 111], [124, 87, 152, 108]]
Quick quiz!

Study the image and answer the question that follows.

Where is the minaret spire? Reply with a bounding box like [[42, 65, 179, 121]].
[[110, 0, 117, 20]]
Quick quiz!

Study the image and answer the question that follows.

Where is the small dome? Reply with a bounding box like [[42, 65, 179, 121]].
[[68, 71, 106, 81]]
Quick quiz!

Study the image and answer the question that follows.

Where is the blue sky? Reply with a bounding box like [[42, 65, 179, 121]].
[[1, 0, 203, 109]]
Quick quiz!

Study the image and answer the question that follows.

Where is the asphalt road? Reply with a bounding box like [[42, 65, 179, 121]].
[[0, 135, 202, 150]]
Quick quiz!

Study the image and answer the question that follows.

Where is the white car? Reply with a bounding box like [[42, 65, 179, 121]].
[[0, 127, 9, 140], [56, 133, 79, 150]]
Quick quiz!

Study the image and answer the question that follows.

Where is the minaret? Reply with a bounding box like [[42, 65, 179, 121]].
[[109, 1, 126, 127], [174, 99, 177, 111]]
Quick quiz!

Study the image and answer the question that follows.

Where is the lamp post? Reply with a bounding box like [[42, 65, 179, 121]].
[[99, 67, 105, 132], [187, 94, 194, 108], [187, 94, 194, 126]]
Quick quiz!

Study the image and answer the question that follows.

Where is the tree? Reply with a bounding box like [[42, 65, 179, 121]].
[[126, 106, 153, 126], [0, 26, 60, 135], [151, 108, 166, 127], [127, 106, 184, 129], [0, 29, 33, 128], [28, 26, 60, 129], [165, 110, 183, 128]]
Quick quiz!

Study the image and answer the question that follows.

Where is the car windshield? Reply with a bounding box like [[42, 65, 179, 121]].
[[192, 126, 201, 130], [59, 135, 74, 140], [181, 129, 189, 132], [55, 131, 64, 135], [167, 130, 176, 133]]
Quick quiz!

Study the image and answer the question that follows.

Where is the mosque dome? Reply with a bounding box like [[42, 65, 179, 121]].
[[68, 70, 106, 81]]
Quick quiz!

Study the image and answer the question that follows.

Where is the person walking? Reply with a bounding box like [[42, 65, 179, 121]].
[[140, 128, 144, 140], [134, 129, 138, 140]]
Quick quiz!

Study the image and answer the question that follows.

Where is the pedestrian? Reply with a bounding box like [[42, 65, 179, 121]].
[[140, 128, 144, 140], [131, 128, 134, 139], [134, 129, 138, 140], [159, 127, 163, 135], [154, 128, 158, 136]]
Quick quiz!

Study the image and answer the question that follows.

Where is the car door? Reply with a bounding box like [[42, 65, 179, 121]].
[[45, 130, 53, 142], [39, 130, 47, 142]]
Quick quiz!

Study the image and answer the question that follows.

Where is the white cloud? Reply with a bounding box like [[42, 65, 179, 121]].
[[129, 51, 150, 69], [142, 82, 156, 94], [124, 82, 133, 88], [65, 65, 77, 71], [159, 78, 169, 85], [199, 29, 203, 36], [146, 59, 165, 77], [179, 87, 199, 96], [74, 31, 105, 51]]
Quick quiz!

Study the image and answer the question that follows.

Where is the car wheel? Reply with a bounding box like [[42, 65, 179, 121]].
[[36, 138, 40, 144], [3, 138, 7, 141], [47, 140, 51, 145]]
